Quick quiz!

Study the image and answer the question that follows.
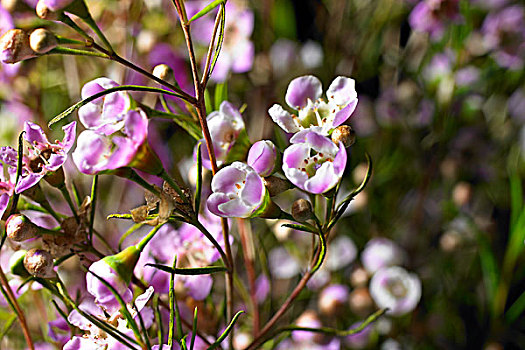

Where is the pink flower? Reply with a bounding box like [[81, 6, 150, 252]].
[[269, 75, 358, 135], [282, 128, 347, 194], [15, 121, 76, 193], [73, 109, 161, 175], [247, 140, 278, 177], [207, 162, 267, 218]]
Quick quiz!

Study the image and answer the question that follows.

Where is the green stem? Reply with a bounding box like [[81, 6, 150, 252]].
[[46, 47, 109, 58], [58, 185, 79, 222], [136, 224, 164, 252], [82, 15, 115, 53], [89, 175, 98, 243], [124, 170, 161, 196]]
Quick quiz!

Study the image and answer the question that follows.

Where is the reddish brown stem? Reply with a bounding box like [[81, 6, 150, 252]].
[[0, 267, 34, 350], [238, 219, 260, 335]]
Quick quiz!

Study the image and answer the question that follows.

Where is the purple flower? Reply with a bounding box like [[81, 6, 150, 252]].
[[195, 101, 245, 170], [409, 0, 462, 41], [369, 266, 422, 316], [282, 128, 347, 194], [482, 5, 525, 69], [86, 259, 133, 313], [78, 77, 131, 135], [73, 109, 160, 175], [269, 75, 358, 135], [0, 147, 16, 219], [318, 284, 349, 315], [361, 238, 405, 273], [207, 162, 267, 218], [40, 0, 75, 11], [15, 121, 76, 193], [247, 140, 278, 177], [65, 287, 154, 349]]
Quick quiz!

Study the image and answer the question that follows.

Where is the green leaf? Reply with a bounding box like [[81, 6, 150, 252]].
[[190, 307, 198, 350], [145, 264, 227, 275], [188, 0, 225, 23], [207, 310, 245, 349], [281, 223, 318, 234], [208, 3, 226, 82], [311, 230, 327, 274], [140, 104, 202, 141], [506, 289, 525, 323], [510, 171, 523, 232], [224, 129, 252, 164], [329, 153, 372, 230], [275, 308, 387, 337], [214, 82, 228, 110], [48, 85, 186, 127], [0, 315, 17, 341]]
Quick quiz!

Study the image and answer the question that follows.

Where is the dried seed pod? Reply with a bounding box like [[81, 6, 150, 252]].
[[331, 125, 356, 148], [24, 248, 55, 278], [291, 198, 313, 222], [0, 29, 37, 64], [262, 176, 292, 197], [6, 214, 40, 242]]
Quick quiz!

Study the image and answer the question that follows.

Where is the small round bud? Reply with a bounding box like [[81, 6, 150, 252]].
[[262, 176, 292, 197], [24, 249, 55, 278], [0, 29, 37, 64], [29, 28, 58, 54], [6, 214, 40, 242], [36, 0, 58, 20], [291, 198, 313, 222], [331, 125, 355, 147], [152, 64, 172, 81]]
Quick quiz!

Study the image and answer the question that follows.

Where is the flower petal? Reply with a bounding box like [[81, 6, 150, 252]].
[[285, 75, 322, 110], [240, 171, 264, 207], [24, 122, 49, 145], [332, 98, 358, 127], [268, 104, 300, 133], [327, 76, 358, 106], [304, 162, 337, 194], [218, 197, 253, 217]]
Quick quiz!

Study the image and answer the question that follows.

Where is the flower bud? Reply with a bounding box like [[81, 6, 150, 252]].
[[36, 0, 58, 20], [29, 28, 58, 54], [9, 250, 30, 278], [0, 29, 37, 64], [262, 176, 292, 197], [152, 64, 172, 81], [6, 214, 40, 242], [318, 284, 349, 315], [24, 248, 55, 278], [291, 198, 313, 222], [331, 125, 355, 147], [247, 140, 278, 177]]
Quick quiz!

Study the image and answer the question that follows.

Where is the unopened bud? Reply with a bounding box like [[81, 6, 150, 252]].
[[291, 198, 313, 222], [6, 214, 40, 241], [0, 29, 37, 64], [36, 0, 58, 20], [24, 248, 55, 278], [29, 28, 58, 54], [263, 176, 292, 197], [152, 64, 172, 81], [331, 125, 355, 148]]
